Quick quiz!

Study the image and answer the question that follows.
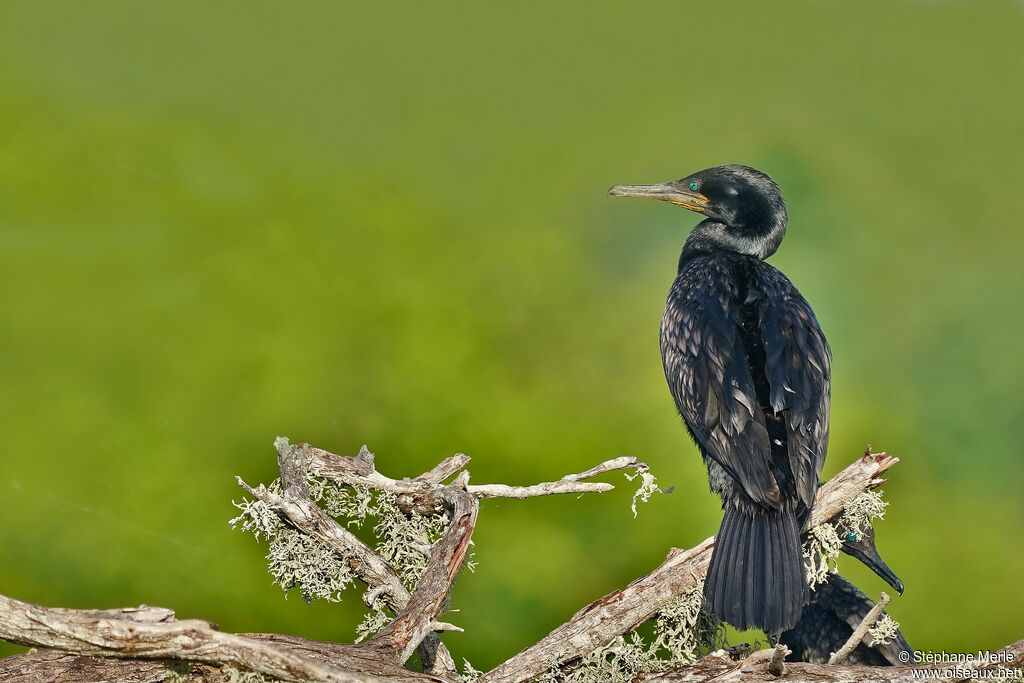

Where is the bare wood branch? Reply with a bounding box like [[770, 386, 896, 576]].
[[268, 440, 459, 678], [306, 443, 646, 512], [464, 455, 646, 500], [0, 631, 450, 682], [0, 594, 382, 682], [1, 444, 917, 683], [368, 486, 479, 664], [242, 633, 446, 682], [806, 452, 899, 529], [307, 444, 442, 513], [638, 639, 1024, 682], [236, 475, 411, 615], [766, 643, 788, 676], [466, 480, 614, 499], [479, 452, 900, 683], [828, 591, 892, 665], [0, 650, 200, 683], [563, 455, 640, 481], [417, 454, 472, 484]]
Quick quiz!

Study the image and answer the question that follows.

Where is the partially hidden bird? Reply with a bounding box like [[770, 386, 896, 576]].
[[783, 573, 910, 664], [609, 164, 831, 634], [782, 526, 910, 664]]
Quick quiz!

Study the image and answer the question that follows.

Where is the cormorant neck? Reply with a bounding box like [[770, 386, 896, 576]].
[[680, 216, 787, 262]]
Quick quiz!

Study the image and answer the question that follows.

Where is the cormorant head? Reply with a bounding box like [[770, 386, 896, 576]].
[[609, 164, 788, 259], [841, 525, 905, 595]]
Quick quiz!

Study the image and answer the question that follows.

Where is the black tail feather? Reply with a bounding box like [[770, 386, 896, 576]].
[[704, 505, 807, 633]]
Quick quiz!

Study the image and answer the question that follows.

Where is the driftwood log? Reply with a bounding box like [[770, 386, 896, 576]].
[[1, 442, 1020, 682]]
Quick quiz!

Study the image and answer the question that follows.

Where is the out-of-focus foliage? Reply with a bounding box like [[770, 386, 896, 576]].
[[0, 0, 1021, 668]]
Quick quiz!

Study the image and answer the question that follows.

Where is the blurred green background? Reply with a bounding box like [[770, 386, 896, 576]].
[[1, 0, 1022, 670]]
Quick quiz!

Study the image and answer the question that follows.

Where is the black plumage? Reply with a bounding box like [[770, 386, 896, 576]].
[[782, 525, 909, 664], [610, 165, 831, 634], [782, 573, 910, 665]]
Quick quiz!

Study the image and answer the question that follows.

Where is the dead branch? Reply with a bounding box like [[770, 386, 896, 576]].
[[637, 639, 1024, 683], [241, 440, 460, 677], [305, 443, 649, 514], [0, 594, 384, 682], [478, 452, 899, 683], [0, 629, 446, 683], [465, 456, 643, 499], [417, 454, 472, 484], [829, 592, 892, 665], [0, 438, 652, 680], [4, 441, 1018, 683], [766, 643, 788, 676], [367, 482, 479, 664]]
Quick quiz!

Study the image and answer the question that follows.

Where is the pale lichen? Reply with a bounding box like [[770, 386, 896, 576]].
[[537, 581, 727, 682], [164, 661, 191, 683], [649, 583, 727, 667], [230, 474, 455, 639], [459, 658, 484, 683], [307, 476, 373, 526], [837, 491, 888, 539], [373, 491, 450, 589], [229, 484, 356, 603], [867, 613, 900, 647], [355, 597, 393, 643], [537, 633, 659, 683], [166, 663, 276, 683], [625, 464, 659, 518], [802, 522, 843, 589], [803, 489, 889, 589], [222, 666, 275, 682]]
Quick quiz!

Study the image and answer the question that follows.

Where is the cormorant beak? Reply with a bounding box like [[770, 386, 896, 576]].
[[608, 181, 710, 215], [844, 539, 905, 596]]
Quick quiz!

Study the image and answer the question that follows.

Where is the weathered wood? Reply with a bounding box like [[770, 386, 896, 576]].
[[0, 650, 212, 682], [478, 453, 900, 683], [638, 639, 1024, 683], [829, 592, 892, 665], [9, 445, 1009, 683], [416, 454, 472, 484], [0, 594, 381, 682], [253, 439, 459, 677], [368, 483, 479, 663], [307, 445, 648, 514]]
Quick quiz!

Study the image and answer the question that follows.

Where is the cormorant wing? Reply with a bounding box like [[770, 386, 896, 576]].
[[753, 268, 832, 511], [790, 574, 911, 665], [661, 258, 781, 509]]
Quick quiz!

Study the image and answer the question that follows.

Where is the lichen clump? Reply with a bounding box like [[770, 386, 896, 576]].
[[538, 582, 728, 682], [867, 613, 901, 647], [229, 480, 358, 603], [803, 490, 889, 589], [229, 474, 453, 641], [626, 464, 660, 518]]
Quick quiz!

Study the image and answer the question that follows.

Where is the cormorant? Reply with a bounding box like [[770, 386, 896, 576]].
[[610, 165, 831, 634], [783, 574, 910, 664], [782, 528, 909, 664], [836, 524, 904, 599]]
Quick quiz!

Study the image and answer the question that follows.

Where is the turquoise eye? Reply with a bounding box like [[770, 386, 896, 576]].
[[688, 181, 700, 192], [845, 533, 858, 542]]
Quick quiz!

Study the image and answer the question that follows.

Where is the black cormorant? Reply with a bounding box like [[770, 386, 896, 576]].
[[836, 524, 904, 598], [782, 528, 909, 665], [610, 165, 831, 634]]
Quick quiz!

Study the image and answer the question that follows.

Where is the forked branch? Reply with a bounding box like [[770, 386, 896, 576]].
[[478, 452, 900, 683], [7, 445, 1017, 683]]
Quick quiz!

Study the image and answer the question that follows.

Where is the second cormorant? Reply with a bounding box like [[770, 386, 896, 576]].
[[782, 527, 910, 664], [610, 165, 831, 634]]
